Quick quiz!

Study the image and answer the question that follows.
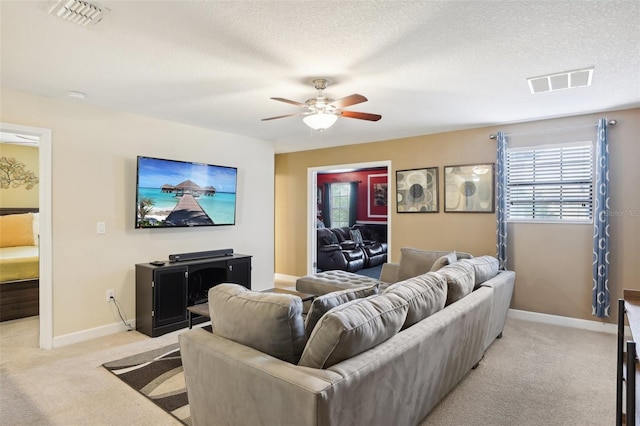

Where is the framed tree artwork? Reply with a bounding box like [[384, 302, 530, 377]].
[[396, 167, 438, 213], [444, 163, 495, 213]]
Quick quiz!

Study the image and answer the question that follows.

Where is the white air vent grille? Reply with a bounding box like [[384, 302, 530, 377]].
[[49, 0, 109, 26], [527, 67, 594, 94]]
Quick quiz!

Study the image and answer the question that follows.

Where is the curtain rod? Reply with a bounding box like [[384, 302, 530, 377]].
[[489, 119, 617, 139]]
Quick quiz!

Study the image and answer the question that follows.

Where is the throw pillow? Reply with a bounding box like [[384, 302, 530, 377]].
[[429, 252, 457, 272], [298, 294, 408, 369], [208, 284, 306, 364], [0, 213, 35, 248], [349, 229, 364, 245], [434, 262, 476, 306], [459, 256, 500, 287], [383, 272, 447, 329], [304, 283, 380, 338], [397, 248, 453, 281]]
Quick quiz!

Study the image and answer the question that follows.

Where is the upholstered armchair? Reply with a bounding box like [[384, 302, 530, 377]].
[[317, 228, 365, 272]]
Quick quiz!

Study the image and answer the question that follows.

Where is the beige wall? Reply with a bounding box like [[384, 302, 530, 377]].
[[1, 87, 275, 338], [0, 143, 39, 207], [275, 108, 640, 324]]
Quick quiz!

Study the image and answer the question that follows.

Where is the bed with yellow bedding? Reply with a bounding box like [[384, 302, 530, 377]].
[[0, 208, 39, 322]]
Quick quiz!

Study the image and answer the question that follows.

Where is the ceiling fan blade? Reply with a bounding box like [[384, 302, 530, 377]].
[[261, 113, 300, 121], [339, 111, 382, 121], [330, 94, 367, 109], [270, 97, 306, 107]]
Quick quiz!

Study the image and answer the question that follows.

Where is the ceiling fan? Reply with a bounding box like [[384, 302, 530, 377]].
[[262, 79, 382, 130]]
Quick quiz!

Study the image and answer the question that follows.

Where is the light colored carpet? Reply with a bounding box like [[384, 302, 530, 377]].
[[1, 315, 616, 425], [421, 318, 616, 425]]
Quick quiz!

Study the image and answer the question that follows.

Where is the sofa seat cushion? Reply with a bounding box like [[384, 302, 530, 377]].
[[459, 256, 500, 287], [435, 262, 476, 306], [304, 283, 380, 338], [208, 284, 306, 364], [383, 272, 447, 329], [298, 294, 408, 369]]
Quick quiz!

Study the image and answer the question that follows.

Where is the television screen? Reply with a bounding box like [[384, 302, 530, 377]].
[[135, 156, 238, 228]]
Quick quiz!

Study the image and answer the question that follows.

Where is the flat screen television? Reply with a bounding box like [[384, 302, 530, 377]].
[[135, 156, 238, 228]]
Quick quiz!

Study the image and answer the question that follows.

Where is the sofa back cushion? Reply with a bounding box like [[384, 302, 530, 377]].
[[383, 272, 447, 329], [318, 228, 339, 246], [398, 248, 467, 281], [298, 294, 408, 369], [435, 262, 476, 306], [208, 284, 306, 364], [304, 283, 380, 338], [459, 256, 500, 287]]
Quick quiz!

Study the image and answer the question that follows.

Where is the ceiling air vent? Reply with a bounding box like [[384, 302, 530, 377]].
[[48, 0, 109, 26], [527, 67, 594, 94]]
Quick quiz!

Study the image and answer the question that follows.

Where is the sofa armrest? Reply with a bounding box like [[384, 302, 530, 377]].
[[479, 270, 515, 350], [380, 262, 399, 284], [180, 329, 340, 426]]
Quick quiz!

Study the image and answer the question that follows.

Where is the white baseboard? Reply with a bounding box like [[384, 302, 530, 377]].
[[52, 302, 617, 347], [53, 319, 136, 348], [508, 309, 621, 335]]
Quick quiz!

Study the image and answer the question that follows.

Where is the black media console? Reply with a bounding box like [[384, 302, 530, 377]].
[[135, 253, 252, 337]]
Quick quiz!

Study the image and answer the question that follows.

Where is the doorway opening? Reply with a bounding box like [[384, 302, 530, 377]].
[[0, 122, 53, 349], [307, 160, 391, 277]]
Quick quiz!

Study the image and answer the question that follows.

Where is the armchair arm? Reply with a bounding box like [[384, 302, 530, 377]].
[[340, 240, 357, 250], [319, 244, 342, 252]]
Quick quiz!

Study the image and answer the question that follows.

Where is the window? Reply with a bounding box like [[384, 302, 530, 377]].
[[506, 141, 593, 222], [330, 183, 351, 227]]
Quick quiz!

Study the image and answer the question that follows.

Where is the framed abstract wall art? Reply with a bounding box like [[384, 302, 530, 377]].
[[396, 167, 438, 213], [444, 163, 495, 213]]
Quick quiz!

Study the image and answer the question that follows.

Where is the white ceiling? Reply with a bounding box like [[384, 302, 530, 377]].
[[1, 1, 639, 153]]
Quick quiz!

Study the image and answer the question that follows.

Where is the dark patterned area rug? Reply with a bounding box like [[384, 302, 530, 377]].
[[103, 343, 190, 425]]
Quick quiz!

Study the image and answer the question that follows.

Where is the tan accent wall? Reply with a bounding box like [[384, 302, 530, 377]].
[[0, 143, 39, 207], [275, 108, 640, 323]]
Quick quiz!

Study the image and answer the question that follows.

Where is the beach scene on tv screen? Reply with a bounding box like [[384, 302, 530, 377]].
[[136, 157, 237, 227]]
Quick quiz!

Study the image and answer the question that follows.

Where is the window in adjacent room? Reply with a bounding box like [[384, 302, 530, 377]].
[[506, 141, 593, 223], [329, 182, 351, 227]]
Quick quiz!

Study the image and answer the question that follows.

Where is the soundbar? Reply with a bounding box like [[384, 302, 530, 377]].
[[169, 248, 233, 262]]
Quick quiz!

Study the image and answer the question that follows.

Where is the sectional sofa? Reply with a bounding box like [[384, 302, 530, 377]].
[[180, 249, 515, 426]]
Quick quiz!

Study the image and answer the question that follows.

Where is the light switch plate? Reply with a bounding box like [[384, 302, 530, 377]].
[[97, 222, 106, 234]]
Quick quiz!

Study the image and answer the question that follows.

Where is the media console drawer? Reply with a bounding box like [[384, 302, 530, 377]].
[[135, 253, 252, 337]]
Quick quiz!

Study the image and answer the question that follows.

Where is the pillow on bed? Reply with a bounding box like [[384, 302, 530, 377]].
[[0, 213, 35, 248]]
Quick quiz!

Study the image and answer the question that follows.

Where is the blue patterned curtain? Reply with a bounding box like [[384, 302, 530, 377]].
[[496, 131, 508, 270], [592, 118, 610, 318]]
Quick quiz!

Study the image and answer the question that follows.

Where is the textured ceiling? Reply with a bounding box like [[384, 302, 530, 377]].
[[1, 1, 639, 153]]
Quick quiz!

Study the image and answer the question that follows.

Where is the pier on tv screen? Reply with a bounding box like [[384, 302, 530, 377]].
[[135, 156, 238, 228]]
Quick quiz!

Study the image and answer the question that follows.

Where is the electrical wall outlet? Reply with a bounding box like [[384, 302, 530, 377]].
[[106, 289, 115, 302]]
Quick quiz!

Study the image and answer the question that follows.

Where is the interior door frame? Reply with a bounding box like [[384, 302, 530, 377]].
[[307, 160, 392, 275], [0, 122, 53, 349]]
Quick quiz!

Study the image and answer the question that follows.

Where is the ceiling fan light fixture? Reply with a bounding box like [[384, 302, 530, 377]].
[[303, 113, 338, 130]]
